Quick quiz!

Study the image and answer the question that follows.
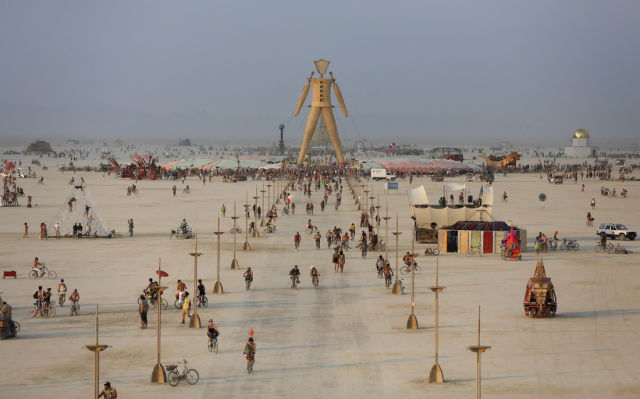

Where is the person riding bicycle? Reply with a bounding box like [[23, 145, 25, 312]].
[[243, 267, 254, 284], [249, 221, 255, 233], [244, 337, 256, 370], [586, 212, 594, 226], [289, 265, 301, 288], [403, 252, 412, 266], [310, 266, 320, 281], [383, 262, 393, 287], [32, 257, 45, 277], [307, 219, 313, 231], [144, 278, 159, 301], [376, 255, 385, 277], [70, 289, 80, 315], [57, 279, 67, 304], [33, 286, 44, 316], [294, 232, 301, 250], [197, 279, 206, 306], [43, 288, 52, 309], [207, 319, 220, 345]]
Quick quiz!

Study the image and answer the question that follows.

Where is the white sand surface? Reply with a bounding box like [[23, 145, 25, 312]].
[[1, 156, 639, 398]]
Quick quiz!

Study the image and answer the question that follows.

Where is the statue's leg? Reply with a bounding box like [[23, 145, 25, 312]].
[[297, 107, 322, 165], [321, 108, 345, 164]]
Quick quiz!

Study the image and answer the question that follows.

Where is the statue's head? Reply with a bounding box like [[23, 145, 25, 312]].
[[314, 59, 330, 76]]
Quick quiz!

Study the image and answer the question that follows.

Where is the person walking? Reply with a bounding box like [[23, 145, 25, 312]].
[[591, 198, 596, 210], [54, 222, 60, 239], [23, 222, 28, 238], [180, 292, 191, 324], [221, 204, 226, 217], [338, 250, 346, 273], [314, 231, 321, 249], [128, 219, 134, 237], [139, 294, 148, 329]]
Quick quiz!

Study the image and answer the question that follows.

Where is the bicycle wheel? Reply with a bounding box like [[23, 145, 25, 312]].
[[47, 270, 57, 279], [174, 299, 181, 309], [400, 266, 409, 275], [201, 296, 208, 307], [559, 243, 567, 251], [46, 306, 56, 318], [432, 248, 440, 255], [29, 270, 39, 279], [12, 320, 20, 332], [167, 370, 180, 387], [574, 243, 580, 250], [31, 305, 39, 318], [160, 298, 168, 310], [607, 246, 615, 254], [185, 369, 199, 385], [593, 245, 601, 253]]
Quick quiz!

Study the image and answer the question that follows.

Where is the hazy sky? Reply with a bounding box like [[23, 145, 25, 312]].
[[1, 1, 639, 146]]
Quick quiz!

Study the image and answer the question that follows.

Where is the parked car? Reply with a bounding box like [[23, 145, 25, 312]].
[[596, 223, 637, 240], [549, 174, 563, 184]]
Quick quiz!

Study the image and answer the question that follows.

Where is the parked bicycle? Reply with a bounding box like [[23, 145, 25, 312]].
[[466, 244, 482, 256], [166, 360, 199, 387], [559, 239, 579, 251], [424, 247, 440, 256], [594, 242, 614, 253]]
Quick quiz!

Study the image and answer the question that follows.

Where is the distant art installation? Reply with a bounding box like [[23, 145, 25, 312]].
[[294, 59, 348, 165]]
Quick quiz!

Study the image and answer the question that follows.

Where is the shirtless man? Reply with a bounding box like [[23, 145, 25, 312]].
[[57, 279, 67, 306], [32, 257, 45, 277], [69, 289, 80, 316]]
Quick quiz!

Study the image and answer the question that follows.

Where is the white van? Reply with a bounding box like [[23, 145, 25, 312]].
[[371, 168, 396, 181]]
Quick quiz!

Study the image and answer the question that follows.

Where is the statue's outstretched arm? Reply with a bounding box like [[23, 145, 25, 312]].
[[294, 72, 314, 116], [330, 72, 348, 117]]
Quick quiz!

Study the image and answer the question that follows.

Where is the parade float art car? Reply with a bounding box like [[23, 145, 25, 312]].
[[523, 259, 557, 318]]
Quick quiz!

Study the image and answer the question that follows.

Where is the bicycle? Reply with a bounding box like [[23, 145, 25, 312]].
[[29, 265, 57, 279], [70, 300, 80, 316], [197, 294, 208, 308], [208, 336, 219, 353], [245, 277, 252, 291], [312, 275, 319, 288], [32, 303, 56, 318], [263, 226, 278, 235], [594, 243, 614, 253], [559, 239, 579, 251], [400, 263, 420, 275], [290, 275, 299, 289], [466, 245, 482, 256], [138, 293, 168, 311], [384, 274, 393, 289], [58, 292, 66, 307], [166, 359, 199, 387], [424, 247, 440, 256], [245, 353, 255, 374]]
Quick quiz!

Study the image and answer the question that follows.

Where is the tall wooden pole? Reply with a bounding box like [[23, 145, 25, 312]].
[[85, 305, 109, 399], [406, 229, 418, 329], [189, 238, 203, 328], [252, 186, 260, 237], [151, 258, 167, 383], [231, 201, 240, 268], [383, 203, 391, 261], [429, 256, 445, 383], [467, 306, 491, 399], [243, 192, 251, 251], [260, 182, 266, 226], [391, 214, 403, 294], [214, 216, 224, 294]]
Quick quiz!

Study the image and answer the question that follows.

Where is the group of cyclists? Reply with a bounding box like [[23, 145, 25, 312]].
[[31, 280, 80, 317]]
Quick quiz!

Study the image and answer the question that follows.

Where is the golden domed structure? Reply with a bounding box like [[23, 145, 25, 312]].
[[572, 129, 590, 139]]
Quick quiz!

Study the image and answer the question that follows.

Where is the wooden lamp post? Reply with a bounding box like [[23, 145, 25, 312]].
[[429, 256, 445, 383], [189, 238, 203, 328], [230, 201, 240, 269], [391, 215, 403, 295], [84, 305, 109, 399], [151, 259, 168, 383], [213, 216, 224, 294]]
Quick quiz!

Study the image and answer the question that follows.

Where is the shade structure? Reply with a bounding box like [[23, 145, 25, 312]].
[[358, 158, 482, 174]]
